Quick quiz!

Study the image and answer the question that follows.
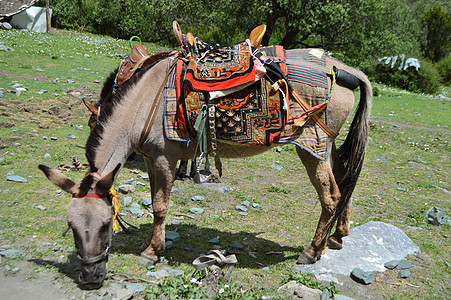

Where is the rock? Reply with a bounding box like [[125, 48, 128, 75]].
[[275, 146, 283, 153], [0, 249, 23, 258], [165, 230, 180, 242], [0, 45, 14, 51], [127, 203, 144, 217], [6, 175, 27, 183], [384, 260, 399, 269], [142, 198, 152, 207], [270, 164, 283, 170], [43, 153, 51, 159], [49, 137, 58, 141], [165, 241, 173, 249], [334, 295, 357, 300], [295, 221, 420, 284], [235, 205, 247, 212], [171, 219, 183, 225], [66, 134, 77, 139], [189, 207, 204, 214], [122, 197, 133, 206], [137, 173, 149, 180], [321, 289, 330, 300], [277, 280, 322, 298], [115, 288, 134, 300], [209, 214, 220, 219], [376, 156, 389, 162], [231, 242, 244, 251], [396, 187, 407, 192], [118, 184, 135, 194], [424, 207, 447, 225], [242, 200, 251, 207], [396, 260, 412, 269], [1, 22, 13, 30], [197, 183, 233, 193], [146, 266, 184, 279], [398, 270, 411, 278], [208, 237, 220, 244], [125, 283, 147, 293], [37, 89, 48, 94], [252, 203, 260, 208], [36, 205, 46, 211], [350, 268, 375, 285], [239, 212, 248, 216], [0, 91, 5, 98], [191, 195, 205, 202]]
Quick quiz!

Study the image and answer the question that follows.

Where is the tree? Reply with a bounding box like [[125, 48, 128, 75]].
[[422, 5, 451, 62]]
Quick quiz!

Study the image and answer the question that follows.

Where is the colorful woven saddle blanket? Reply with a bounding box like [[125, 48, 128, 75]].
[[164, 48, 332, 160], [184, 38, 256, 91]]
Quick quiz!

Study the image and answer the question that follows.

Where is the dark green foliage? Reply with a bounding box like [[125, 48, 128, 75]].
[[373, 59, 441, 94], [435, 56, 451, 85], [422, 6, 451, 62]]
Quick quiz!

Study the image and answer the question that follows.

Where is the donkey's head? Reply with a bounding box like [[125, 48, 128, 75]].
[[38, 164, 120, 289]]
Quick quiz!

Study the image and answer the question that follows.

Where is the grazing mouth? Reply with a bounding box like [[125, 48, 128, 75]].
[[78, 272, 105, 290]]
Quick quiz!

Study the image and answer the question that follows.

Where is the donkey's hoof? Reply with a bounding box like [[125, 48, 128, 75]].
[[138, 254, 158, 268], [296, 253, 316, 265], [327, 236, 343, 250]]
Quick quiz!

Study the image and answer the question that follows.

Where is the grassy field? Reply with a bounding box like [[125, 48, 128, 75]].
[[0, 29, 450, 299]]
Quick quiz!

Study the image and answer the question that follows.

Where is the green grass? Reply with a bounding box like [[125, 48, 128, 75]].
[[0, 29, 450, 299]]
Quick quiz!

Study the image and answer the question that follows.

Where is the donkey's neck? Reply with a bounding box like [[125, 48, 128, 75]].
[[87, 60, 168, 177]]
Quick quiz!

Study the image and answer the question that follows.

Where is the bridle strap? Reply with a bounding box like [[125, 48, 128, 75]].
[[79, 246, 110, 265], [72, 192, 108, 199]]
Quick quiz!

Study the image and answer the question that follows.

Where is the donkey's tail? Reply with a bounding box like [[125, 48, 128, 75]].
[[333, 70, 372, 220]]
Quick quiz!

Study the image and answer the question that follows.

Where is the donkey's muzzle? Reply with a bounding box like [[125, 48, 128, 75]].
[[78, 262, 107, 290]]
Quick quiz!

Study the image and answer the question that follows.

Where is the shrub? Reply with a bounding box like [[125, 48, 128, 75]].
[[373, 58, 441, 94], [435, 56, 451, 85]]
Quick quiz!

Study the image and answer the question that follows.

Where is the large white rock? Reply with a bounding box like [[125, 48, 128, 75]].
[[295, 221, 420, 283]]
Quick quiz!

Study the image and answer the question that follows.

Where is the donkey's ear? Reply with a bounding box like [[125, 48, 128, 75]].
[[83, 100, 98, 115], [38, 165, 78, 194], [95, 164, 121, 195]]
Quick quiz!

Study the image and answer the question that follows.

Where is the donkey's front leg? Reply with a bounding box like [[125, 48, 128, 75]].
[[139, 156, 175, 266], [296, 148, 341, 264]]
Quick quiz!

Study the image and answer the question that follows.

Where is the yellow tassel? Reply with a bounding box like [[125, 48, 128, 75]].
[[109, 186, 119, 232]]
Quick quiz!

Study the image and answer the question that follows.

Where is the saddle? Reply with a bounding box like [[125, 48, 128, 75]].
[[116, 38, 151, 86]]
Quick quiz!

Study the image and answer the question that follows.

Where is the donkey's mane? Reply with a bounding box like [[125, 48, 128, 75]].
[[86, 51, 172, 170]]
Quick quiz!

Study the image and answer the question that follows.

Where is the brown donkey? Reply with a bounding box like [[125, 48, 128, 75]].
[[39, 49, 371, 288]]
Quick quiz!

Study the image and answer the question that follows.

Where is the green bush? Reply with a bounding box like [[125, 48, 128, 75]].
[[373, 58, 441, 94], [45, 0, 96, 31], [435, 56, 451, 85]]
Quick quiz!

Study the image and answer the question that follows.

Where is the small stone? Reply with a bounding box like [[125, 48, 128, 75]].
[[49, 137, 58, 141], [127, 203, 144, 217], [396, 187, 407, 192], [321, 288, 330, 300], [66, 134, 77, 139], [384, 260, 399, 270], [42, 136, 48, 140], [142, 198, 152, 207], [122, 197, 133, 206], [275, 146, 283, 153], [55, 189, 62, 194], [198, 183, 233, 193], [334, 295, 357, 300], [208, 237, 220, 244], [424, 207, 447, 226], [36, 205, 46, 211], [6, 175, 27, 183], [396, 260, 412, 270], [235, 205, 247, 212], [271, 164, 283, 170], [242, 200, 251, 207], [252, 203, 260, 208], [350, 268, 375, 285], [37, 89, 48, 95], [165, 230, 180, 242], [239, 212, 248, 216], [118, 184, 135, 194], [138, 173, 149, 180], [189, 207, 204, 214], [398, 270, 411, 278], [43, 153, 51, 159], [0, 249, 23, 258], [191, 195, 205, 202], [116, 289, 134, 300], [209, 214, 220, 219], [171, 219, 183, 225], [125, 283, 147, 292], [231, 242, 244, 251], [74, 125, 83, 130], [165, 240, 173, 249], [376, 156, 389, 162]]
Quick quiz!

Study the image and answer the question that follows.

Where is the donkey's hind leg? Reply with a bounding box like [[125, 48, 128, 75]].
[[139, 156, 176, 266], [296, 147, 341, 264]]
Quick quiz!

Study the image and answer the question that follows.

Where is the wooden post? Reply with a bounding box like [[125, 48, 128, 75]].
[[46, 0, 51, 32]]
